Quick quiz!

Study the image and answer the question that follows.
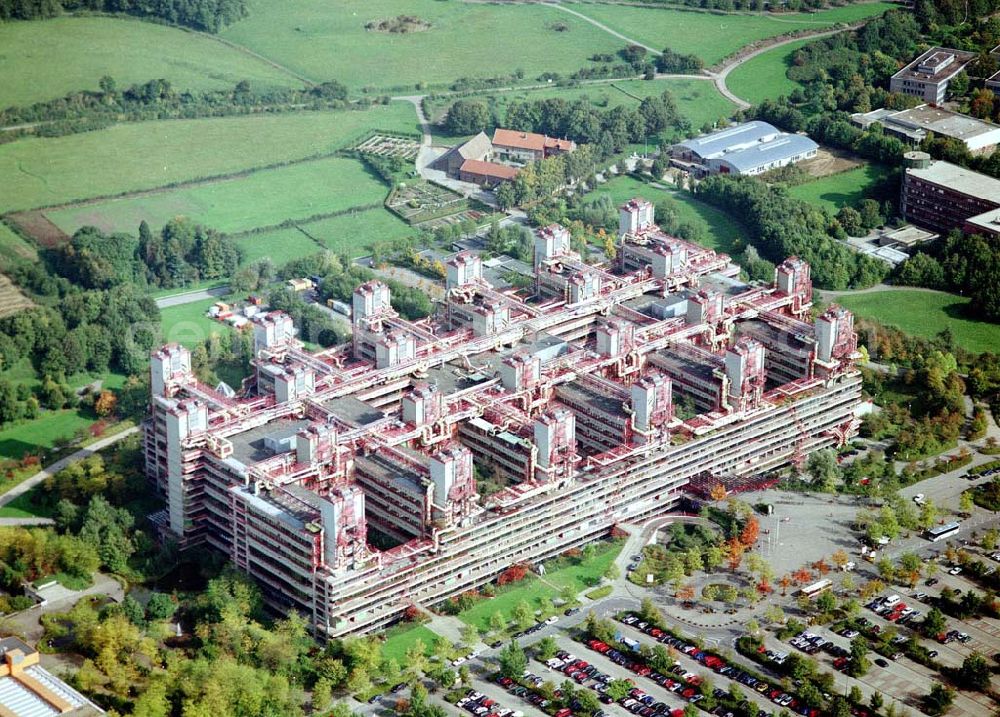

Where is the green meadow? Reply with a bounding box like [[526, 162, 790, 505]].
[[235, 207, 414, 265], [788, 164, 893, 213], [837, 289, 1000, 355], [573, 3, 895, 66], [158, 297, 236, 349], [0, 16, 300, 108], [46, 157, 389, 236], [221, 0, 622, 91], [726, 37, 812, 105], [0, 105, 416, 214]]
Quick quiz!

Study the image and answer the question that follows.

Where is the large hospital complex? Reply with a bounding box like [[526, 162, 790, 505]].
[[143, 198, 863, 638]]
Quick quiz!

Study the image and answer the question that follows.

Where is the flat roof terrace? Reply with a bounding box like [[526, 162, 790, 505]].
[[899, 105, 999, 140], [737, 319, 813, 359], [423, 363, 491, 396], [322, 396, 386, 427], [228, 418, 311, 465], [907, 160, 1000, 202], [554, 383, 629, 421], [651, 348, 721, 383], [893, 47, 974, 83]]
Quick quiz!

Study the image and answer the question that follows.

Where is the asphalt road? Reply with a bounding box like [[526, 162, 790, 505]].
[[155, 285, 231, 309]]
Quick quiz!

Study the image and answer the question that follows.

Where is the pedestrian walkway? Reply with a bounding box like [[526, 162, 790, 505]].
[[0, 426, 140, 509]]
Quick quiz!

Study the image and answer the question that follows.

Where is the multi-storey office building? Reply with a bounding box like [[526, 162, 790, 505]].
[[900, 155, 1000, 235], [889, 47, 975, 104], [144, 199, 862, 638]]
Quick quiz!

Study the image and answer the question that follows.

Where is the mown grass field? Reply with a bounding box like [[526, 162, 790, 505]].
[[0, 105, 416, 214], [574, 3, 894, 66], [158, 297, 236, 349], [221, 0, 622, 92], [592, 176, 748, 255], [788, 164, 891, 213], [380, 623, 440, 662], [836, 289, 1000, 355], [304, 207, 415, 255], [726, 37, 812, 105], [235, 207, 414, 266], [0, 16, 300, 109], [46, 157, 389, 236], [0, 409, 98, 461], [458, 577, 557, 633], [458, 541, 622, 632], [234, 227, 323, 267], [427, 78, 735, 143]]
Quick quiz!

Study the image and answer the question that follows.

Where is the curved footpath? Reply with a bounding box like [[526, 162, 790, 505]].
[[544, 1, 872, 110], [0, 426, 141, 525], [713, 23, 866, 108]]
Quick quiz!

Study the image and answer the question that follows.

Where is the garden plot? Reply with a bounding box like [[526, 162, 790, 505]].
[[354, 133, 422, 160], [386, 182, 467, 224], [418, 208, 490, 231]]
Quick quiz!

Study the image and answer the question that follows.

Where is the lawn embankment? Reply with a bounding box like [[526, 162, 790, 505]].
[[837, 289, 1000, 355], [456, 540, 623, 632], [380, 623, 441, 662], [0, 223, 38, 266], [0, 15, 301, 108], [0, 105, 417, 214]]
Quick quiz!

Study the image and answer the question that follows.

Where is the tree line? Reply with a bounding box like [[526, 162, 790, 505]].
[[445, 85, 686, 141], [894, 231, 1000, 322], [693, 175, 888, 289], [0, 77, 356, 144], [0, 0, 248, 32], [0, 218, 246, 432], [56, 218, 241, 291], [0, 260, 159, 386]]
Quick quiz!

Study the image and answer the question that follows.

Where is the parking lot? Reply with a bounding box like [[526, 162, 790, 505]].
[[469, 604, 850, 717], [766, 586, 998, 717]]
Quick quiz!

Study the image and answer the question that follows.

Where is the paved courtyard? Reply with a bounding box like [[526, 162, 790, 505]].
[[738, 490, 866, 575]]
